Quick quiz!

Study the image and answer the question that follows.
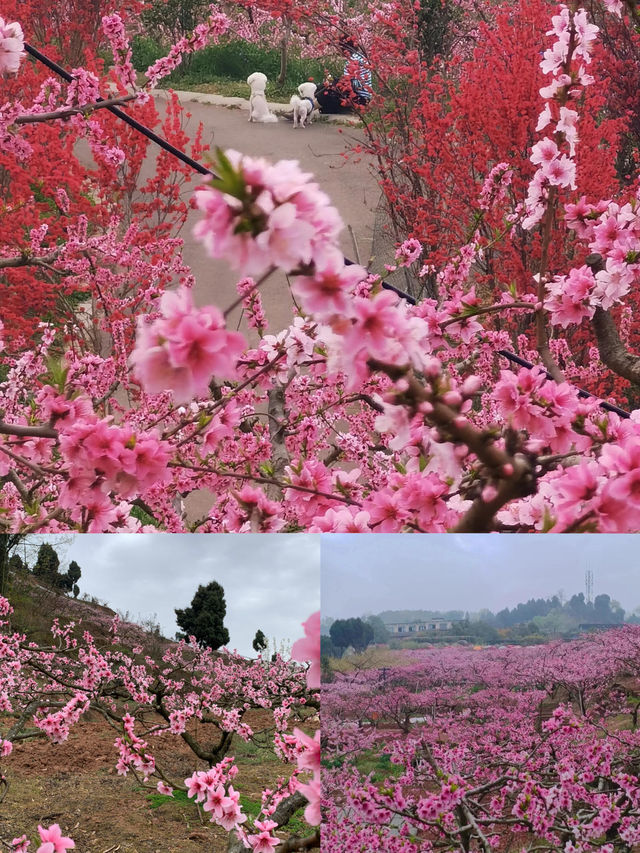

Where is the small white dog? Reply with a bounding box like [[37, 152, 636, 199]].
[[290, 82, 318, 128], [247, 72, 278, 123]]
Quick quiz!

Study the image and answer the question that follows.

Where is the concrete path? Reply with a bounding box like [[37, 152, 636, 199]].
[[147, 89, 382, 336], [153, 88, 362, 126]]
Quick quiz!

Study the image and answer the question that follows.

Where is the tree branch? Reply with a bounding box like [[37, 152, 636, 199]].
[[592, 307, 640, 386], [14, 93, 139, 125], [226, 792, 314, 853], [265, 380, 292, 501], [0, 421, 58, 439]]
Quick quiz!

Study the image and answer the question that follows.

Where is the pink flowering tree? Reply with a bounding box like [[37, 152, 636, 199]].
[[2, 0, 640, 532], [0, 592, 321, 851], [323, 627, 640, 852]]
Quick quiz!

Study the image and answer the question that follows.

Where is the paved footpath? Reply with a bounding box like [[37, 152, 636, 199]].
[[147, 90, 382, 335]]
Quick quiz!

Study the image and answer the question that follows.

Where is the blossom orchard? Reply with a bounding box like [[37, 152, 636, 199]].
[[3, 1, 640, 532], [0, 595, 321, 851], [322, 626, 640, 852]]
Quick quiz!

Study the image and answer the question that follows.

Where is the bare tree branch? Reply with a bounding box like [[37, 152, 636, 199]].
[[592, 307, 640, 386], [14, 93, 139, 125]]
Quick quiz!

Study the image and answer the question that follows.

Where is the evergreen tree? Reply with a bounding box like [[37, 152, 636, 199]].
[[175, 581, 230, 650], [329, 618, 374, 653], [321, 634, 338, 659], [62, 560, 82, 595], [33, 543, 60, 584], [365, 615, 390, 644], [8, 553, 24, 573], [252, 629, 267, 653], [0, 534, 27, 597]]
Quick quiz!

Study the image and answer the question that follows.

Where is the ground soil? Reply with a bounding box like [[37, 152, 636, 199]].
[[2, 710, 303, 852]]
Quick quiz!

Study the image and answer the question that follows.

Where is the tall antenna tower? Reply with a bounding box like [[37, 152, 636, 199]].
[[585, 568, 594, 604]]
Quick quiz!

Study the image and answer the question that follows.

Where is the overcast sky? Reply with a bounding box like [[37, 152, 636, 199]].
[[28, 535, 320, 657], [321, 535, 640, 620]]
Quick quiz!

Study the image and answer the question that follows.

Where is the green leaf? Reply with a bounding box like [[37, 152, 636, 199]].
[[45, 358, 69, 393], [541, 508, 556, 533], [211, 147, 246, 199]]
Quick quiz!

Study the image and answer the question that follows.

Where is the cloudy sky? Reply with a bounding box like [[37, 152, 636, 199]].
[[28, 535, 320, 657], [322, 535, 640, 619]]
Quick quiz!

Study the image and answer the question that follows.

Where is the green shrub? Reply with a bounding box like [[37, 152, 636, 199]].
[[131, 35, 165, 71], [132, 36, 341, 91]]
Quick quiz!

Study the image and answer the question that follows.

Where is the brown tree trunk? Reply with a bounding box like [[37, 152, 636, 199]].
[[277, 19, 291, 86]]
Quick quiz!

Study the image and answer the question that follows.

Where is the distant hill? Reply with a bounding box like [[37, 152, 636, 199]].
[[7, 568, 173, 656]]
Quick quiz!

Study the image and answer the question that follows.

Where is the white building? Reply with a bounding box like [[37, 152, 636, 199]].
[[385, 619, 454, 634]]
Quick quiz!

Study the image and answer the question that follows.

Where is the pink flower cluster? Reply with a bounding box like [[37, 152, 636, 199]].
[[101, 14, 137, 90], [224, 485, 286, 532], [0, 16, 24, 75], [394, 238, 423, 267], [59, 417, 170, 501], [132, 287, 245, 402], [478, 161, 513, 210], [11, 825, 75, 853], [114, 713, 155, 779], [144, 9, 230, 89], [65, 68, 101, 110], [523, 6, 598, 230], [292, 249, 368, 321], [546, 196, 640, 326], [35, 825, 75, 853], [246, 819, 280, 853], [236, 277, 268, 332], [494, 365, 593, 453], [292, 728, 321, 825], [193, 150, 344, 278], [193, 147, 377, 341], [185, 768, 247, 832], [33, 694, 89, 744]]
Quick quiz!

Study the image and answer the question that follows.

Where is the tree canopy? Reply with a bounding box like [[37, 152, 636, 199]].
[[175, 581, 230, 650], [329, 618, 374, 654]]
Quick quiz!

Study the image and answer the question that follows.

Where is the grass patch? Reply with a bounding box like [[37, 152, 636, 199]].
[[147, 787, 191, 809], [328, 647, 407, 673], [232, 736, 282, 765], [353, 750, 404, 782], [131, 36, 341, 97], [146, 788, 310, 835]]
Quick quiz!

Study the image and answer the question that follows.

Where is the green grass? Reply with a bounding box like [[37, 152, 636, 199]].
[[232, 736, 282, 765], [131, 36, 342, 97], [325, 748, 404, 783], [354, 750, 404, 782], [146, 788, 309, 835], [146, 787, 192, 810]]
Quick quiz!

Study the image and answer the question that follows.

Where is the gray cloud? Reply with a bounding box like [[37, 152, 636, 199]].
[[321, 534, 640, 619]]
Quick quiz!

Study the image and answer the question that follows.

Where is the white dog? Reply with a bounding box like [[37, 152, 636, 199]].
[[246, 72, 278, 123], [290, 82, 318, 128]]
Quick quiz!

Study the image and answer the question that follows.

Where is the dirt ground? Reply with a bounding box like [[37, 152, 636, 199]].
[[1, 711, 303, 852]]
